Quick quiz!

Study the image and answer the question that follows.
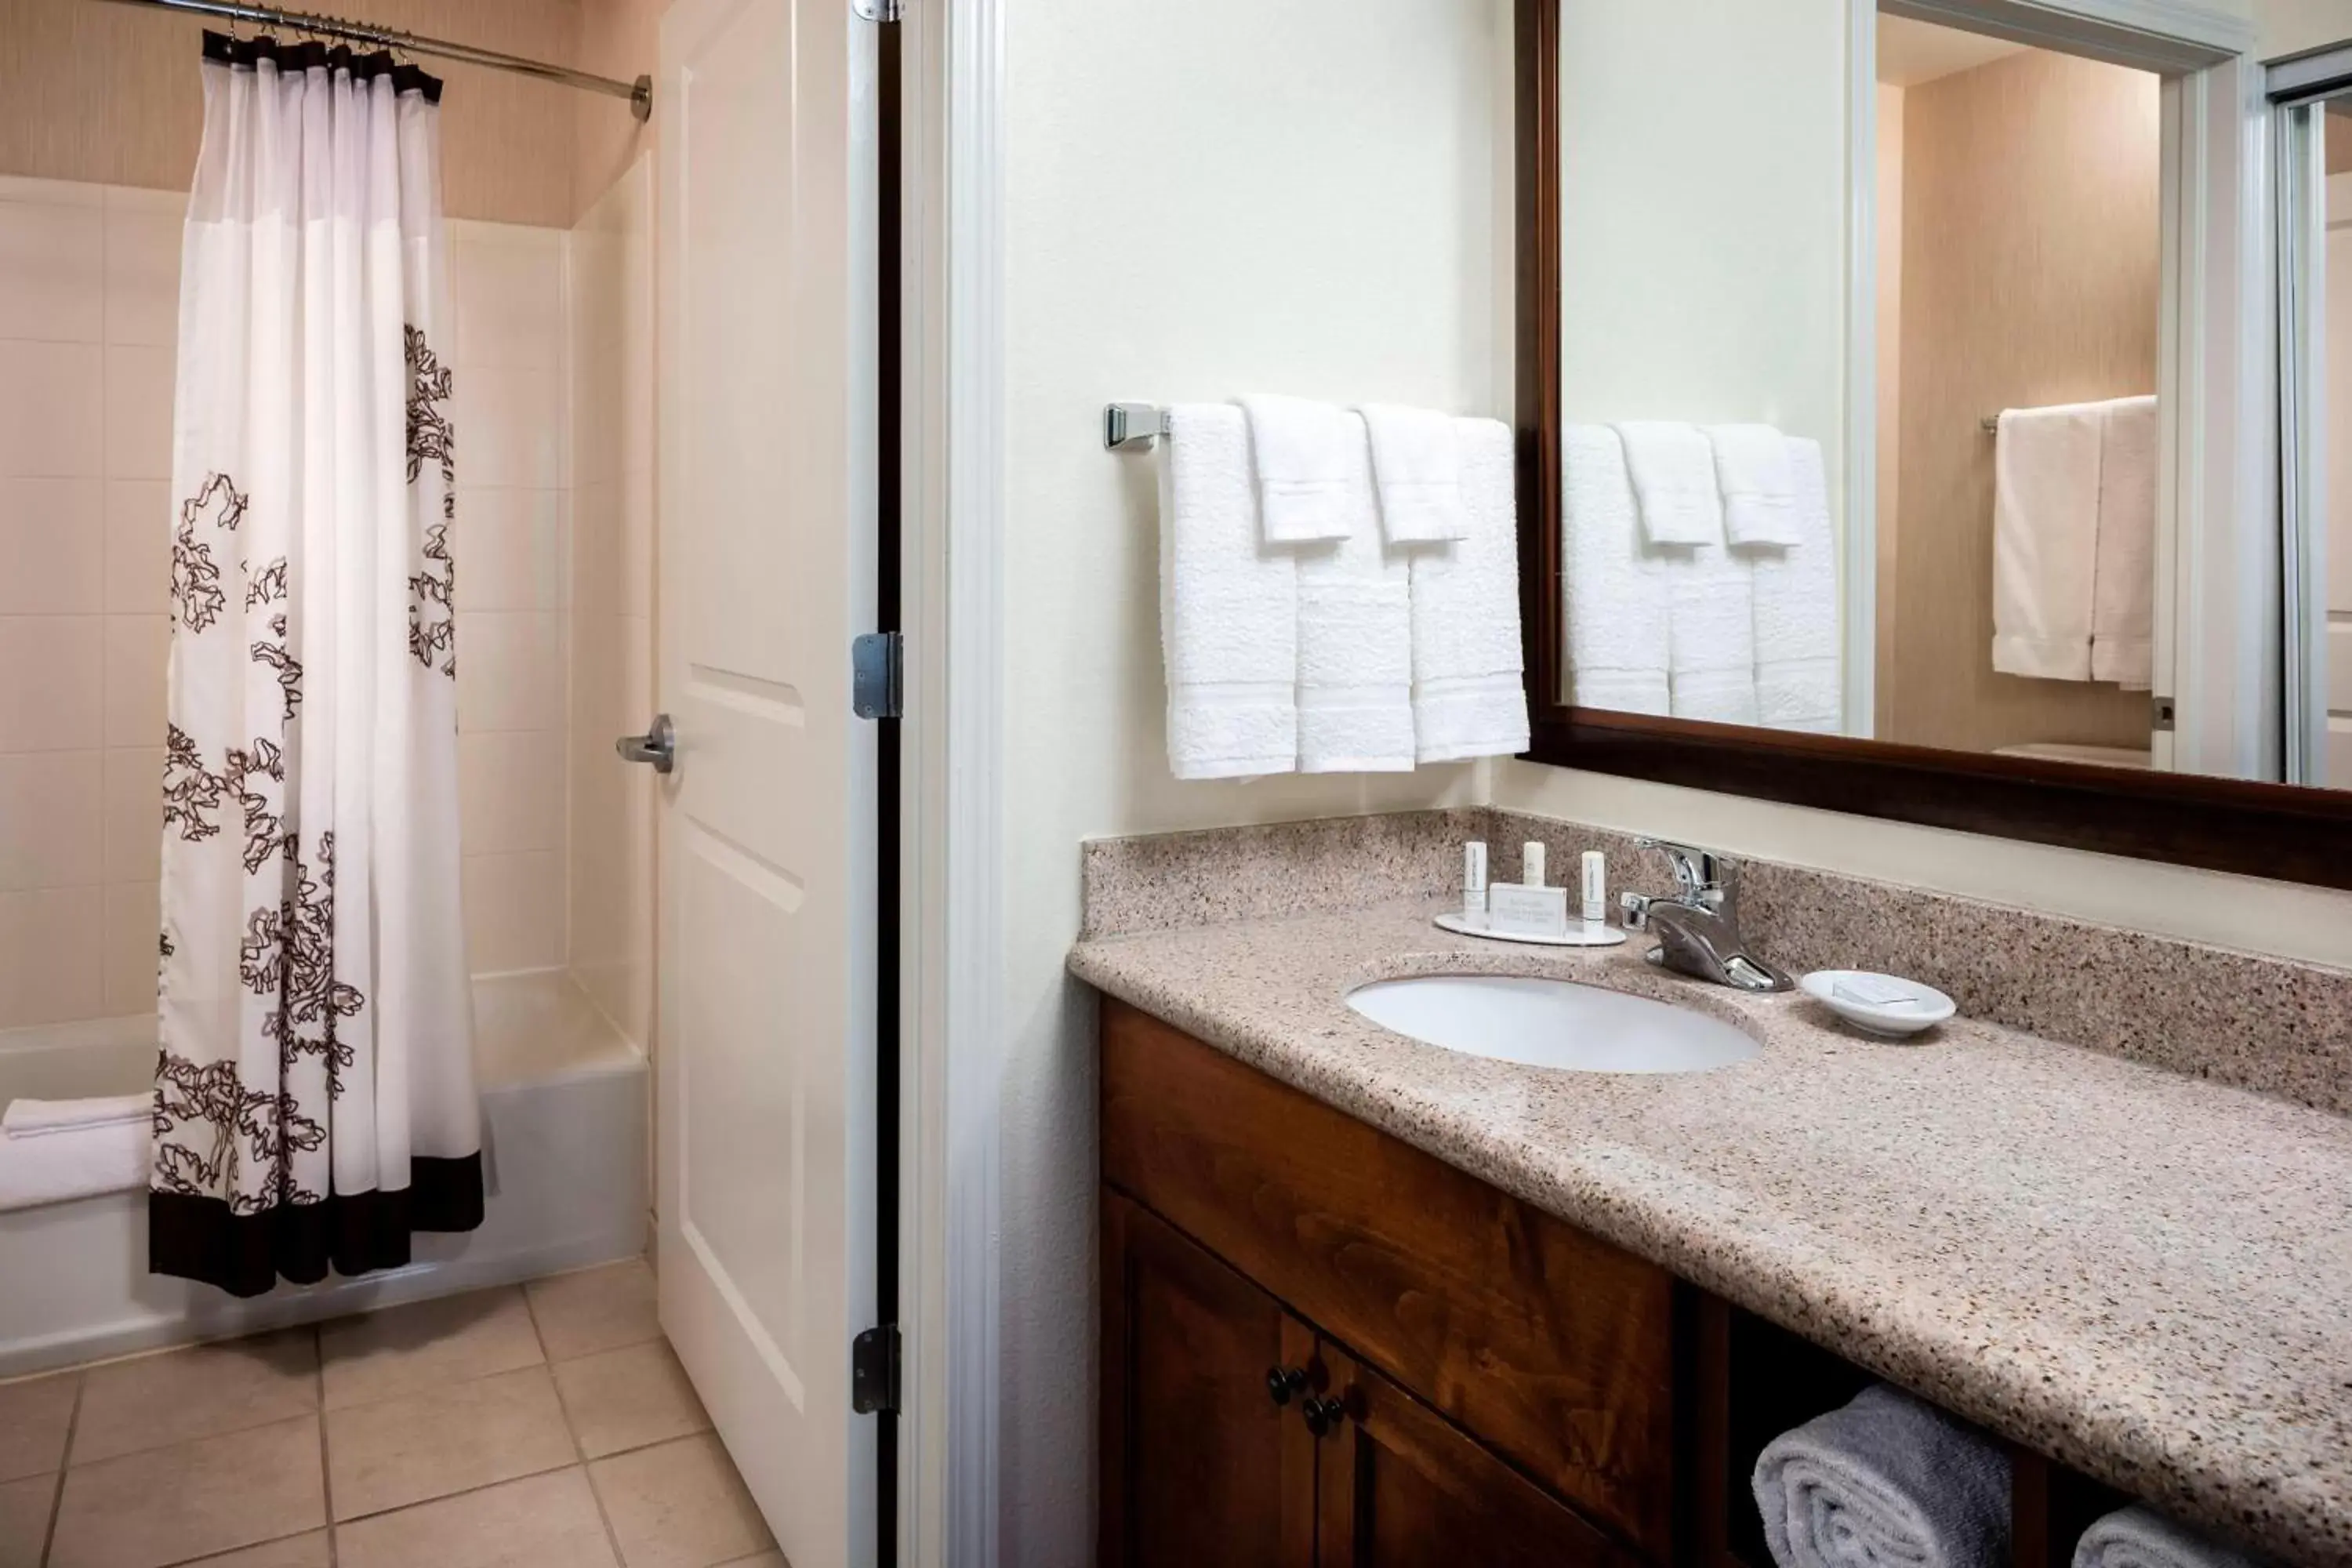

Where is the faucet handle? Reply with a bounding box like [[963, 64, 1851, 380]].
[[1633, 837, 1730, 902]]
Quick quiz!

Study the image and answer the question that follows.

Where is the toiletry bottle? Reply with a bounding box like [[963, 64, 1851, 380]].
[[1523, 841, 1546, 888], [1581, 850, 1606, 928], [1463, 842, 1488, 919]]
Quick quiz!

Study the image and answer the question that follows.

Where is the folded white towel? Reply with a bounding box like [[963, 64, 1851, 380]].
[[1992, 401, 2104, 681], [1408, 418, 1530, 761], [2, 1093, 151, 1138], [1360, 403, 1469, 543], [1297, 414, 1414, 771], [2072, 1505, 2264, 1568], [0, 1102, 150, 1212], [2091, 395, 2157, 690], [1613, 421, 1726, 546], [1752, 1384, 2011, 1568], [1668, 541, 1757, 727], [1707, 423, 1803, 546], [1561, 425, 1670, 716], [1240, 394, 1353, 543], [1160, 404, 1298, 779], [1751, 437, 1842, 734]]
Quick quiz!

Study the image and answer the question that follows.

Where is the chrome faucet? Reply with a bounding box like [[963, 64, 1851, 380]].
[[1617, 839, 1793, 993]]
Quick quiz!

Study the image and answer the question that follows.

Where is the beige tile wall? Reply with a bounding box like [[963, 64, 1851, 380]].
[[0, 176, 180, 1030], [566, 158, 656, 1049], [0, 181, 584, 1028]]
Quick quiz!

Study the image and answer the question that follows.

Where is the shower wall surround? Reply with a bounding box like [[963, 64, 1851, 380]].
[[0, 168, 657, 1036]]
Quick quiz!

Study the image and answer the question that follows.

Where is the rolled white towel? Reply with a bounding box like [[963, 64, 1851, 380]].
[[2072, 1506, 2265, 1568], [1752, 1384, 2010, 1568], [3, 1093, 151, 1138]]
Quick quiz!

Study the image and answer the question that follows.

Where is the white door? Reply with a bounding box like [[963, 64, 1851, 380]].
[[653, 0, 879, 1563]]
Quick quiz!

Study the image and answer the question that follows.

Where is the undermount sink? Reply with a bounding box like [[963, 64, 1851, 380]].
[[1345, 974, 1759, 1074]]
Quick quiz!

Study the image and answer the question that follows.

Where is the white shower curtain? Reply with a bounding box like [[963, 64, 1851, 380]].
[[152, 33, 480, 1298]]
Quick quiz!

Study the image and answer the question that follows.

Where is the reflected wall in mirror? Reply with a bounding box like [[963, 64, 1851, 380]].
[[1555, 2, 2174, 771]]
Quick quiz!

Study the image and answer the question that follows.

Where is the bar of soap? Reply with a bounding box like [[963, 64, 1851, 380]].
[[1833, 974, 1922, 1009]]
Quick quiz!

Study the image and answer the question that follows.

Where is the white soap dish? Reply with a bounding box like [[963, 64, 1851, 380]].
[[1799, 970, 1955, 1038], [1435, 911, 1628, 949]]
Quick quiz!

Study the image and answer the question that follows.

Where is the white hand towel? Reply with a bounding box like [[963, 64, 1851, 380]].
[[2072, 1506, 2264, 1568], [1612, 421, 1726, 546], [2, 1093, 151, 1138], [1407, 418, 1530, 762], [2091, 395, 2157, 690], [1160, 404, 1298, 779], [1991, 401, 2103, 681], [1562, 425, 1670, 716], [1706, 423, 1803, 546], [1668, 539, 1758, 727], [1296, 414, 1414, 771], [0, 1107, 149, 1212], [1240, 394, 1354, 543], [1751, 1384, 2011, 1568], [1360, 403, 1469, 543], [1750, 437, 1842, 734]]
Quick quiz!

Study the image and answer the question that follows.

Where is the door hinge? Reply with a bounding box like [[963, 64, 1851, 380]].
[[851, 1323, 902, 1414], [851, 0, 901, 21], [851, 631, 903, 720]]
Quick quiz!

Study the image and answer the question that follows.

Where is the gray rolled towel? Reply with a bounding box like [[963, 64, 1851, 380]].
[[2073, 1506, 2266, 1568], [1751, 1383, 2010, 1568]]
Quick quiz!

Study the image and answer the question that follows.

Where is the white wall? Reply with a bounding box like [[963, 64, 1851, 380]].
[[1000, 0, 1508, 1558], [2254, 0, 2352, 57], [1556, 0, 1849, 504]]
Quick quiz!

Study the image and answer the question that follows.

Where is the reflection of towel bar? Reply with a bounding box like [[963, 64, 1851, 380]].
[[1104, 402, 1171, 451], [1980, 415, 2000, 434]]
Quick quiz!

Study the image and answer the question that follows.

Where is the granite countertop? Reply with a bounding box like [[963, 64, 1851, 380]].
[[1069, 902, 2352, 1564]]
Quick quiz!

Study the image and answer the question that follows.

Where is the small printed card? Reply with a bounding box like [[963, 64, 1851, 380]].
[[1486, 883, 1570, 940]]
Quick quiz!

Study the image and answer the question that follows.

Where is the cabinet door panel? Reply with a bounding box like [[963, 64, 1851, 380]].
[[1316, 1345, 1643, 1568], [1102, 1192, 1317, 1568]]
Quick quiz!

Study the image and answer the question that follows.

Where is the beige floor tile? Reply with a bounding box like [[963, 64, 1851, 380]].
[[527, 1259, 660, 1361], [47, 1413, 324, 1568], [325, 1363, 576, 1522], [319, 1287, 544, 1410], [180, 1532, 332, 1566], [0, 1373, 77, 1483], [553, 1340, 710, 1459], [591, 1433, 774, 1568], [73, 1329, 319, 1465], [334, 1466, 619, 1568], [0, 1474, 54, 1568]]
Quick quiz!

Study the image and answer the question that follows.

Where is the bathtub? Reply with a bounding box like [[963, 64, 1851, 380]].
[[0, 972, 648, 1377]]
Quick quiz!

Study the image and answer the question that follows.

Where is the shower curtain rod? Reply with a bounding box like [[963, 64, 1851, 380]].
[[93, 0, 652, 121]]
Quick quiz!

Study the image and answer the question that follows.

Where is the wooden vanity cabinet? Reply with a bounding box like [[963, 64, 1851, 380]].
[[1100, 997, 1684, 1566], [1099, 995, 2162, 1568], [1102, 1190, 1639, 1568]]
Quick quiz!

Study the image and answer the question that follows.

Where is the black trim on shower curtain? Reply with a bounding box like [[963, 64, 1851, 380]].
[[201, 28, 445, 101], [150, 1153, 486, 1299]]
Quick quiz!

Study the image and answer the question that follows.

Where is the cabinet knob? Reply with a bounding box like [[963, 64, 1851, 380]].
[[1265, 1365, 1308, 1407], [1301, 1395, 1345, 1436]]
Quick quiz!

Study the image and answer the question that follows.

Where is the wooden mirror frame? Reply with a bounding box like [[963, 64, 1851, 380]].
[[1510, 0, 2352, 889]]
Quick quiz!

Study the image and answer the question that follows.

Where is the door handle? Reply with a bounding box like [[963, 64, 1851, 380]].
[[615, 713, 675, 774]]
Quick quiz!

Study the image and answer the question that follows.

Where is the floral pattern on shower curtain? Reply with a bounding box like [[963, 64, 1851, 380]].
[[151, 32, 482, 1298]]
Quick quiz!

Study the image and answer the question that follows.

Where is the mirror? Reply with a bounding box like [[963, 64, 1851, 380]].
[[1546, 2, 2287, 784], [2282, 87, 2352, 787]]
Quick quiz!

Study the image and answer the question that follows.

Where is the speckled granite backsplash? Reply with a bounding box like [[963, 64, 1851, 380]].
[[1080, 807, 2352, 1117]]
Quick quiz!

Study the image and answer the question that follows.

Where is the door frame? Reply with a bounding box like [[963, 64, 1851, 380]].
[[898, 0, 1007, 1561]]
